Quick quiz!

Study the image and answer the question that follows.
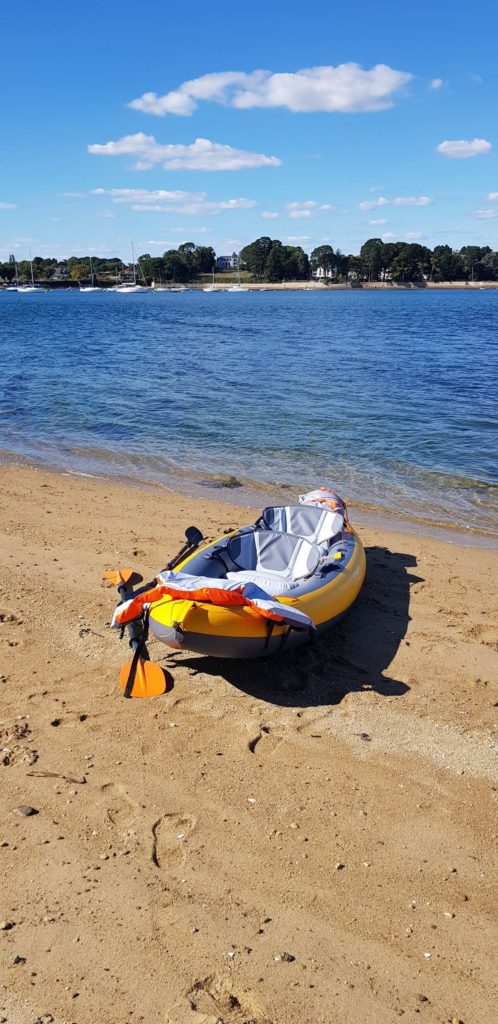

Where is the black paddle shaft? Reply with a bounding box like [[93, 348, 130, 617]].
[[117, 581, 150, 659], [165, 526, 204, 570], [135, 527, 205, 593]]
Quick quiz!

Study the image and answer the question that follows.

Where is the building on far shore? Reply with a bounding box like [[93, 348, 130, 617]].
[[312, 264, 337, 281], [215, 252, 239, 271]]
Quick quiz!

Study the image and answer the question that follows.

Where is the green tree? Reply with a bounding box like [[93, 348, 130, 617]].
[[480, 249, 498, 280], [264, 243, 285, 282], [69, 260, 91, 282], [389, 245, 414, 283], [429, 245, 460, 282], [459, 246, 483, 281], [192, 246, 216, 274], [162, 250, 191, 282], [138, 254, 167, 284], [359, 238, 384, 281], [295, 248, 310, 280], [310, 245, 336, 278], [239, 237, 274, 280]]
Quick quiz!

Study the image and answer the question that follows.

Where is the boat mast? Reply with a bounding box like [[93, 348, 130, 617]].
[[131, 243, 136, 286], [29, 248, 35, 286]]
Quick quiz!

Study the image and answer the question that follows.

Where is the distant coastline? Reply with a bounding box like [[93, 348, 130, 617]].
[[2, 280, 497, 292], [2, 237, 498, 289], [186, 280, 498, 291]]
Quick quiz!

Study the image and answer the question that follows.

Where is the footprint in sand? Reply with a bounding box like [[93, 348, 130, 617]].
[[247, 726, 281, 758], [100, 782, 139, 831], [151, 812, 196, 871], [467, 623, 498, 650], [168, 974, 272, 1024], [0, 721, 38, 767]]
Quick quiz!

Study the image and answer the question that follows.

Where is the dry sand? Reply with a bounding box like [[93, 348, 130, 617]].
[[1, 464, 497, 1024]]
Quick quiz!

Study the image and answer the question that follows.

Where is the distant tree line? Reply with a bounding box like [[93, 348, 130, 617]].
[[0, 242, 216, 286], [241, 237, 498, 283], [1, 238, 498, 285], [238, 237, 310, 281], [353, 239, 498, 283]]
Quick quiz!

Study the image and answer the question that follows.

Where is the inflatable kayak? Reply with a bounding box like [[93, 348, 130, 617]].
[[112, 488, 366, 660]]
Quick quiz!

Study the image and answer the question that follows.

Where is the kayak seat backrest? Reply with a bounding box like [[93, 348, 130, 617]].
[[261, 504, 344, 548], [227, 530, 320, 581]]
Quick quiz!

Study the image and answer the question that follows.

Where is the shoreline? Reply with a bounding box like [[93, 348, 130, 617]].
[[2, 280, 498, 292], [1, 461, 497, 1023], [1, 446, 497, 549], [193, 281, 498, 291]]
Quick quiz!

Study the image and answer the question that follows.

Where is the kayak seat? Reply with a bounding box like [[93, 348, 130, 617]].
[[225, 570, 300, 596], [226, 529, 320, 583], [260, 504, 344, 550]]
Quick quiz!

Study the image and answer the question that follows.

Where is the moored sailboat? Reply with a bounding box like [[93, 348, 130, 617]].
[[17, 251, 47, 293], [115, 244, 149, 293], [226, 258, 248, 292], [80, 256, 102, 292]]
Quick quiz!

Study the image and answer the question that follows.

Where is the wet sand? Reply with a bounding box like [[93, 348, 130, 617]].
[[1, 464, 497, 1024]]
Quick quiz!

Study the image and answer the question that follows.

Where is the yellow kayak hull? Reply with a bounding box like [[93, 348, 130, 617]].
[[149, 528, 366, 659]]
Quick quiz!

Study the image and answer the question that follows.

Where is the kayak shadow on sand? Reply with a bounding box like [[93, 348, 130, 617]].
[[163, 546, 423, 708]]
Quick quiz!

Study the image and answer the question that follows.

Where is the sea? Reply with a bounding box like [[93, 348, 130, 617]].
[[1, 288, 497, 543]]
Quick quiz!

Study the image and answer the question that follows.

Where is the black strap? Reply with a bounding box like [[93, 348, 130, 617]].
[[278, 621, 316, 652], [124, 608, 151, 699], [264, 618, 277, 650], [210, 547, 234, 573]]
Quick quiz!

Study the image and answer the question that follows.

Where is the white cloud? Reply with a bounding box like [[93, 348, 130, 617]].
[[405, 231, 423, 238], [436, 138, 492, 158], [285, 236, 311, 242], [88, 133, 281, 171], [382, 232, 395, 240], [0, 202, 16, 209], [129, 63, 412, 116], [473, 209, 497, 219], [89, 187, 257, 216], [359, 195, 431, 210], [170, 226, 208, 234], [487, 192, 498, 200], [430, 78, 444, 90], [368, 218, 388, 225], [390, 196, 431, 206], [91, 187, 202, 202], [261, 211, 278, 219], [142, 239, 175, 246], [286, 200, 334, 219]]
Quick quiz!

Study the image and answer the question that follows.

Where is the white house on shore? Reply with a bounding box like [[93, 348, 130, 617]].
[[215, 252, 239, 271], [312, 264, 337, 280]]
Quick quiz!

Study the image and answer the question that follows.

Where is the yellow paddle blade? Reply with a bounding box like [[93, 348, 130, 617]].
[[104, 568, 134, 587], [119, 657, 170, 698]]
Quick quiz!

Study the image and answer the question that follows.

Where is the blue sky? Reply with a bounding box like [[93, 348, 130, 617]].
[[1, 0, 497, 260]]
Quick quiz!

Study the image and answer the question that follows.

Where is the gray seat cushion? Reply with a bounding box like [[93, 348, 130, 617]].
[[227, 529, 320, 581], [225, 570, 298, 595], [261, 504, 344, 547]]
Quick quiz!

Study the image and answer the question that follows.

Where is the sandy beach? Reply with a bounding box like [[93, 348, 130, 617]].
[[1, 463, 497, 1024]]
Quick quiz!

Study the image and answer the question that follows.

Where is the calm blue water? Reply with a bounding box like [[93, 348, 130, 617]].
[[1, 288, 497, 537]]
